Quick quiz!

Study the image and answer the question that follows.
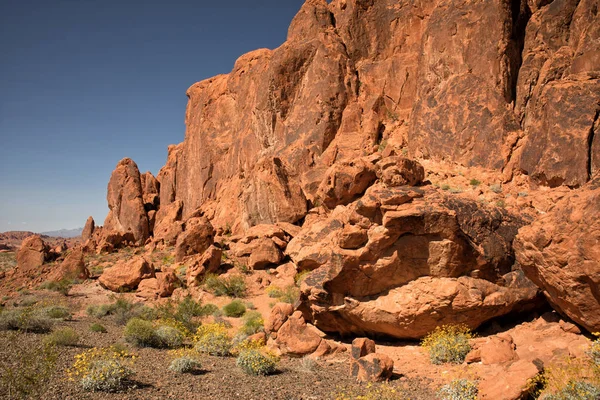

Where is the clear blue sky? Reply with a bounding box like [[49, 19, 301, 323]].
[[0, 0, 305, 233]]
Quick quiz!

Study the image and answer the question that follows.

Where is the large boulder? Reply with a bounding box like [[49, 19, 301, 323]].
[[515, 179, 600, 332], [47, 247, 89, 282], [16, 235, 49, 276], [98, 256, 155, 292], [289, 184, 541, 339], [174, 215, 215, 262], [103, 158, 149, 245], [316, 158, 378, 209]]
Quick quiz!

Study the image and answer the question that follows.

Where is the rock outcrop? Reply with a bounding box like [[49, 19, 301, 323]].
[[103, 158, 150, 245], [90, 0, 600, 344], [289, 183, 541, 339], [142, 0, 598, 235], [81, 216, 95, 242], [515, 179, 600, 332]]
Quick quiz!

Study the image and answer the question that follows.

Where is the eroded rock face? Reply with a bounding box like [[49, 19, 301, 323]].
[[289, 184, 541, 339], [140, 171, 160, 210], [103, 158, 149, 245], [515, 179, 600, 332], [513, 0, 600, 187]]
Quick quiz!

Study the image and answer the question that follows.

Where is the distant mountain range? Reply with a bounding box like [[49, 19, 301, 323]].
[[39, 228, 83, 238]]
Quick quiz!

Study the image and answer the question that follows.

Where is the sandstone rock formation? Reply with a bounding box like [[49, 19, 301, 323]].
[[103, 158, 150, 245], [174, 215, 215, 262], [139, 0, 598, 237], [47, 246, 89, 282], [515, 178, 600, 332], [289, 183, 541, 339], [16, 235, 49, 276], [91, 0, 599, 343], [98, 256, 155, 292], [81, 216, 95, 242]]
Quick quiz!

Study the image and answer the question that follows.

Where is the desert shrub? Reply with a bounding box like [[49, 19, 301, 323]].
[[588, 337, 600, 366], [469, 179, 481, 187], [0, 332, 57, 398], [299, 355, 318, 372], [194, 323, 232, 356], [421, 324, 473, 365], [236, 347, 278, 376], [87, 297, 154, 325], [39, 278, 76, 295], [294, 270, 311, 286], [17, 295, 38, 307], [90, 323, 107, 333], [437, 379, 479, 400], [532, 347, 600, 399], [124, 318, 159, 348], [44, 327, 80, 347], [204, 274, 247, 298], [43, 305, 72, 320], [168, 352, 202, 374], [68, 347, 135, 392], [240, 311, 264, 335], [441, 184, 451, 191], [541, 381, 600, 400], [266, 285, 300, 304], [155, 325, 184, 348], [490, 183, 502, 193], [334, 382, 403, 400], [154, 296, 216, 334], [0, 307, 53, 333], [223, 300, 246, 317]]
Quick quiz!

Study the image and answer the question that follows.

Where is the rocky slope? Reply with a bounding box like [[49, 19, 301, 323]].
[[86, 0, 599, 338]]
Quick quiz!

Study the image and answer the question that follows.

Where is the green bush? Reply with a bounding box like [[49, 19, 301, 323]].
[[168, 356, 201, 374], [240, 311, 264, 335], [204, 274, 247, 298], [155, 325, 184, 349], [124, 318, 159, 348], [0, 307, 53, 333], [266, 285, 300, 304], [154, 296, 216, 333], [421, 324, 473, 365], [39, 278, 76, 295], [469, 179, 481, 187], [294, 270, 311, 286], [194, 323, 233, 356], [438, 379, 479, 400], [236, 348, 278, 376], [223, 300, 246, 317], [90, 323, 107, 333], [87, 297, 155, 325], [44, 327, 79, 347], [43, 306, 72, 320]]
